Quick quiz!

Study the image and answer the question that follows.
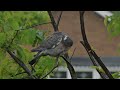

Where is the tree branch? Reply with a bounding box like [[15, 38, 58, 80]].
[[79, 11, 114, 79], [48, 11, 59, 32], [61, 56, 77, 79], [6, 48, 36, 79], [56, 11, 63, 27], [15, 21, 51, 31], [80, 41, 108, 79]]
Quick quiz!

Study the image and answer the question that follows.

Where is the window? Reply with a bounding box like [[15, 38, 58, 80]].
[[76, 72, 92, 79], [49, 66, 120, 79], [50, 71, 67, 79]]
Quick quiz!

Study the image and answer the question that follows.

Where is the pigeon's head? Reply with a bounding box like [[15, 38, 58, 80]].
[[63, 35, 73, 47]]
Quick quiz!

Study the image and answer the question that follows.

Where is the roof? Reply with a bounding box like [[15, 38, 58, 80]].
[[94, 11, 113, 18], [71, 57, 120, 67]]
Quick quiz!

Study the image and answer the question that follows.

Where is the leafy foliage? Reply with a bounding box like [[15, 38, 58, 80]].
[[112, 71, 120, 79], [0, 11, 60, 79], [104, 12, 120, 37], [104, 12, 120, 79], [91, 66, 105, 73]]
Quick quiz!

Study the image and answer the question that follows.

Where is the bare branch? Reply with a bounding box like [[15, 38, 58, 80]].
[[56, 11, 63, 27], [70, 47, 76, 61], [79, 11, 114, 79], [80, 41, 108, 79], [61, 56, 77, 79]]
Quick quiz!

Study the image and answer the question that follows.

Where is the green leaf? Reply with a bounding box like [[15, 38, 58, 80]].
[[3, 23, 12, 32], [104, 13, 120, 37], [36, 31, 45, 41], [16, 45, 26, 61], [0, 49, 6, 60], [0, 33, 6, 48], [18, 29, 37, 45], [8, 18, 20, 30], [21, 47, 34, 63], [112, 72, 120, 79], [91, 66, 105, 73], [32, 56, 56, 77], [5, 31, 15, 43], [8, 44, 26, 61], [104, 16, 110, 26]]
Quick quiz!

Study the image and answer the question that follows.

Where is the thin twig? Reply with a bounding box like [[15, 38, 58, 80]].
[[79, 11, 114, 79], [7, 21, 51, 48], [41, 65, 58, 79], [41, 57, 59, 79], [37, 66, 48, 79], [15, 71, 26, 76], [56, 11, 63, 27], [8, 30, 19, 48], [15, 21, 51, 31], [70, 47, 76, 61]]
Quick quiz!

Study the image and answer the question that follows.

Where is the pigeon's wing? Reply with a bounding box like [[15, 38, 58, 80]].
[[31, 32, 64, 52], [41, 32, 64, 48]]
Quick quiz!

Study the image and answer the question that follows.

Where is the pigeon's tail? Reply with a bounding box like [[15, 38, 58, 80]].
[[29, 59, 37, 65], [31, 49, 42, 52], [31, 48, 46, 52], [29, 52, 42, 65]]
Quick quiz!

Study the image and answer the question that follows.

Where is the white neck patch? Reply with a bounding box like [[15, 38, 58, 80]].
[[64, 35, 68, 40]]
